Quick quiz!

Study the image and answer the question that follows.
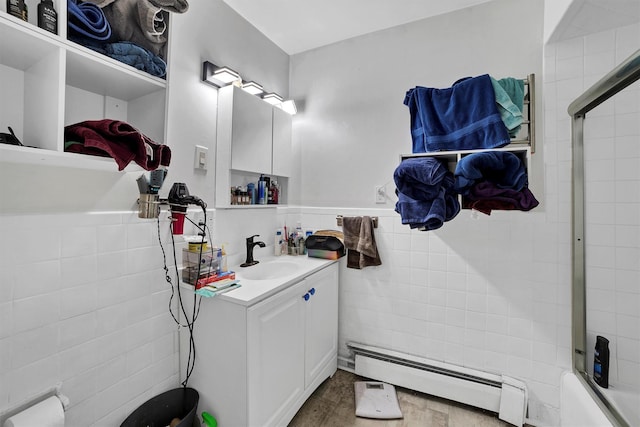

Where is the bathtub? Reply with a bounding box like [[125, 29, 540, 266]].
[[561, 372, 612, 427]]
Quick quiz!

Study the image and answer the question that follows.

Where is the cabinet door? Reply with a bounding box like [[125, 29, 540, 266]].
[[304, 263, 339, 388], [230, 86, 273, 174], [247, 280, 306, 427], [272, 107, 293, 177]]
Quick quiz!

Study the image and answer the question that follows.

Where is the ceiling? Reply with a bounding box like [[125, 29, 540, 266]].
[[222, 0, 495, 55]]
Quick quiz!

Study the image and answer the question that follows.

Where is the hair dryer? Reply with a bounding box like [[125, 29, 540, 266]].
[[167, 183, 207, 235]]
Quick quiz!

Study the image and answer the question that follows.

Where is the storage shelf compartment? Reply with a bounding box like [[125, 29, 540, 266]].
[[65, 42, 166, 101]]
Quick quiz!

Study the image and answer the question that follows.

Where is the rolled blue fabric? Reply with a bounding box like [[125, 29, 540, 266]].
[[68, 0, 112, 41], [104, 41, 167, 78], [454, 151, 527, 195], [394, 157, 460, 230]]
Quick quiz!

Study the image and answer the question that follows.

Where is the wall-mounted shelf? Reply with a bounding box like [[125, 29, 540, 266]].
[[0, 8, 168, 169], [399, 74, 535, 210]]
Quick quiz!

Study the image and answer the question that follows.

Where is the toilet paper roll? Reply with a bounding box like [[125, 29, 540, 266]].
[[4, 396, 65, 427]]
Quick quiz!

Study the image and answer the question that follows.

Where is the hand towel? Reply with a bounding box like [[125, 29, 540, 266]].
[[342, 216, 382, 269], [454, 151, 527, 195], [404, 74, 510, 153], [393, 157, 460, 230], [466, 181, 539, 215], [491, 77, 525, 138], [64, 119, 171, 170], [67, 0, 112, 41]]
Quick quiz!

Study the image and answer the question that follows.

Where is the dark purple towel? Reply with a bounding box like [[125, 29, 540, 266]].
[[467, 181, 539, 215], [64, 119, 171, 171]]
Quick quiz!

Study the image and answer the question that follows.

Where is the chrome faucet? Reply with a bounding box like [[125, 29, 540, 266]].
[[241, 234, 266, 267]]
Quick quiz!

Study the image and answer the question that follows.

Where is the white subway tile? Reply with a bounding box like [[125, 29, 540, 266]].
[[60, 255, 98, 289], [97, 224, 127, 253], [61, 227, 98, 259], [62, 367, 97, 406], [13, 293, 59, 334], [11, 324, 58, 369], [60, 284, 97, 320], [59, 340, 101, 380], [59, 312, 97, 349]]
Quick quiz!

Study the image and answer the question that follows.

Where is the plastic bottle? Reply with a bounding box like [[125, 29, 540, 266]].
[[271, 180, 279, 204], [274, 229, 283, 256], [593, 336, 610, 388], [258, 175, 267, 205], [7, 0, 23, 19], [37, 0, 57, 34], [294, 222, 305, 255]]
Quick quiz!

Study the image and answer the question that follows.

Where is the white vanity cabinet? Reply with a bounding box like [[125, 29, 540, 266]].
[[215, 85, 293, 207], [247, 264, 338, 426], [181, 260, 338, 427]]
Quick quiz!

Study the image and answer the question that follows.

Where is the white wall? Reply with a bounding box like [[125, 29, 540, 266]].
[[0, 1, 290, 425], [291, 0, 568, 424]]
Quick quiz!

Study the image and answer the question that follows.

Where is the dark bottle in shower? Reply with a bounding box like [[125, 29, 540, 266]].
[[593, 335, 610, 388]]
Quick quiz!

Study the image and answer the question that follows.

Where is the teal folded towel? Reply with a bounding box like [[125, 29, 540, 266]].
[[491, 77, 524, 138]]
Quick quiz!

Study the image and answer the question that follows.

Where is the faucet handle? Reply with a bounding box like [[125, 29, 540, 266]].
[[247, 234, 260, 242]]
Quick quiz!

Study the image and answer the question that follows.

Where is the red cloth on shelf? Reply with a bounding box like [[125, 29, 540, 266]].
[[64, 119, 171, 170]]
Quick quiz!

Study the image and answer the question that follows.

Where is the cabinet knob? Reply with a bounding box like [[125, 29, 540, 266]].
[[303, 293, 310, 301], [309, 288, 316, 295]]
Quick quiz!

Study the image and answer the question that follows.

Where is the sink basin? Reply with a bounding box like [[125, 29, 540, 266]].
[[239, 260, 302, 280]]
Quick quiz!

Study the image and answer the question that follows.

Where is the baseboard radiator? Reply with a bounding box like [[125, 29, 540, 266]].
[[348, 342, 528, 427]]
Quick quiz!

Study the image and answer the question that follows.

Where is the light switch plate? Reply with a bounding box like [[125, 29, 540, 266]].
[[194, 145, 208, 170], [375, 186, 386, 204]]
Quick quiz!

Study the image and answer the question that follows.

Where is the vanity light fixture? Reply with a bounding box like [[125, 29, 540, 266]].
[[281, 99, 297, 115], [202, 61, 241, 87], [241, 81, 264, 95], [262, 92, 283, 106]]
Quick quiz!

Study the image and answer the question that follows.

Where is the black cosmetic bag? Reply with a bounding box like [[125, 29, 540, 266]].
[[306, 231, 345, 259]]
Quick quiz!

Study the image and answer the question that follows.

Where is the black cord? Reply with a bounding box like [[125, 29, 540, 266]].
[[156, 207, 208, 388]]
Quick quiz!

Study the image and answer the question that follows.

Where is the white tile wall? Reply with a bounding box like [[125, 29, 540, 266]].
[[0, 210, 185, 426], [295, 21, 638, 427]]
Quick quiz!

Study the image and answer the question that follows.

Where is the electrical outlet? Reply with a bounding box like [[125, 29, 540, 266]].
[[375, 186, 386, 204], [194, 145, 208, 170]]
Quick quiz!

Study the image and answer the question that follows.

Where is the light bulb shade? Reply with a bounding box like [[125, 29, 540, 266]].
[[202, 61, 241, 87], [281, 99, 297, 115], [241, 81, 264, 95], [262, 92, 283, 106]]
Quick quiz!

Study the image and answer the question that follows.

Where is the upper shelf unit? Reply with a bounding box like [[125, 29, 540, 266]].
[[0, 8, 168, 170], [400, 74, 536, 209]]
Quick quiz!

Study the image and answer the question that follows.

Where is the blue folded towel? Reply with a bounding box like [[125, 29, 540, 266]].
[[68, 0, 112, 41], [454, 151, 527, 195], [394, 157, 460, 230], [404, 74, 510, 153]]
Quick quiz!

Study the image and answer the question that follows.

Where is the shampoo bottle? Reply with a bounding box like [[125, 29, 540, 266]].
[[37, 0, 57, 34], [7, 0, 23, 19], [593, 335, 610, 388], [274, 229, 283, 256]]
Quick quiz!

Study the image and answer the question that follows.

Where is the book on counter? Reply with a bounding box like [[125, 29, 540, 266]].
[[195, 271, 236, 289]]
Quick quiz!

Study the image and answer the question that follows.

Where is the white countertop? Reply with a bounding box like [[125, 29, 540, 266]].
[[212, 255, 338, 306]]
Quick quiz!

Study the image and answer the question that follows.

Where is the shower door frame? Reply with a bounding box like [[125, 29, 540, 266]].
[[568, 49, 640, 427]]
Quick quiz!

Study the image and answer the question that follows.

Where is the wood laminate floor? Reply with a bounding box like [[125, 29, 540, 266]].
[[289, 369, 515, 427]]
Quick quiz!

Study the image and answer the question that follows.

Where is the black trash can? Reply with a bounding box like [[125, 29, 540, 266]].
[[120, 388, 199, 427]]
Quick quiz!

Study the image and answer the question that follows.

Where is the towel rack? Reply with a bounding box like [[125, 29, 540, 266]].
[[337, 215, 378, 228]]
